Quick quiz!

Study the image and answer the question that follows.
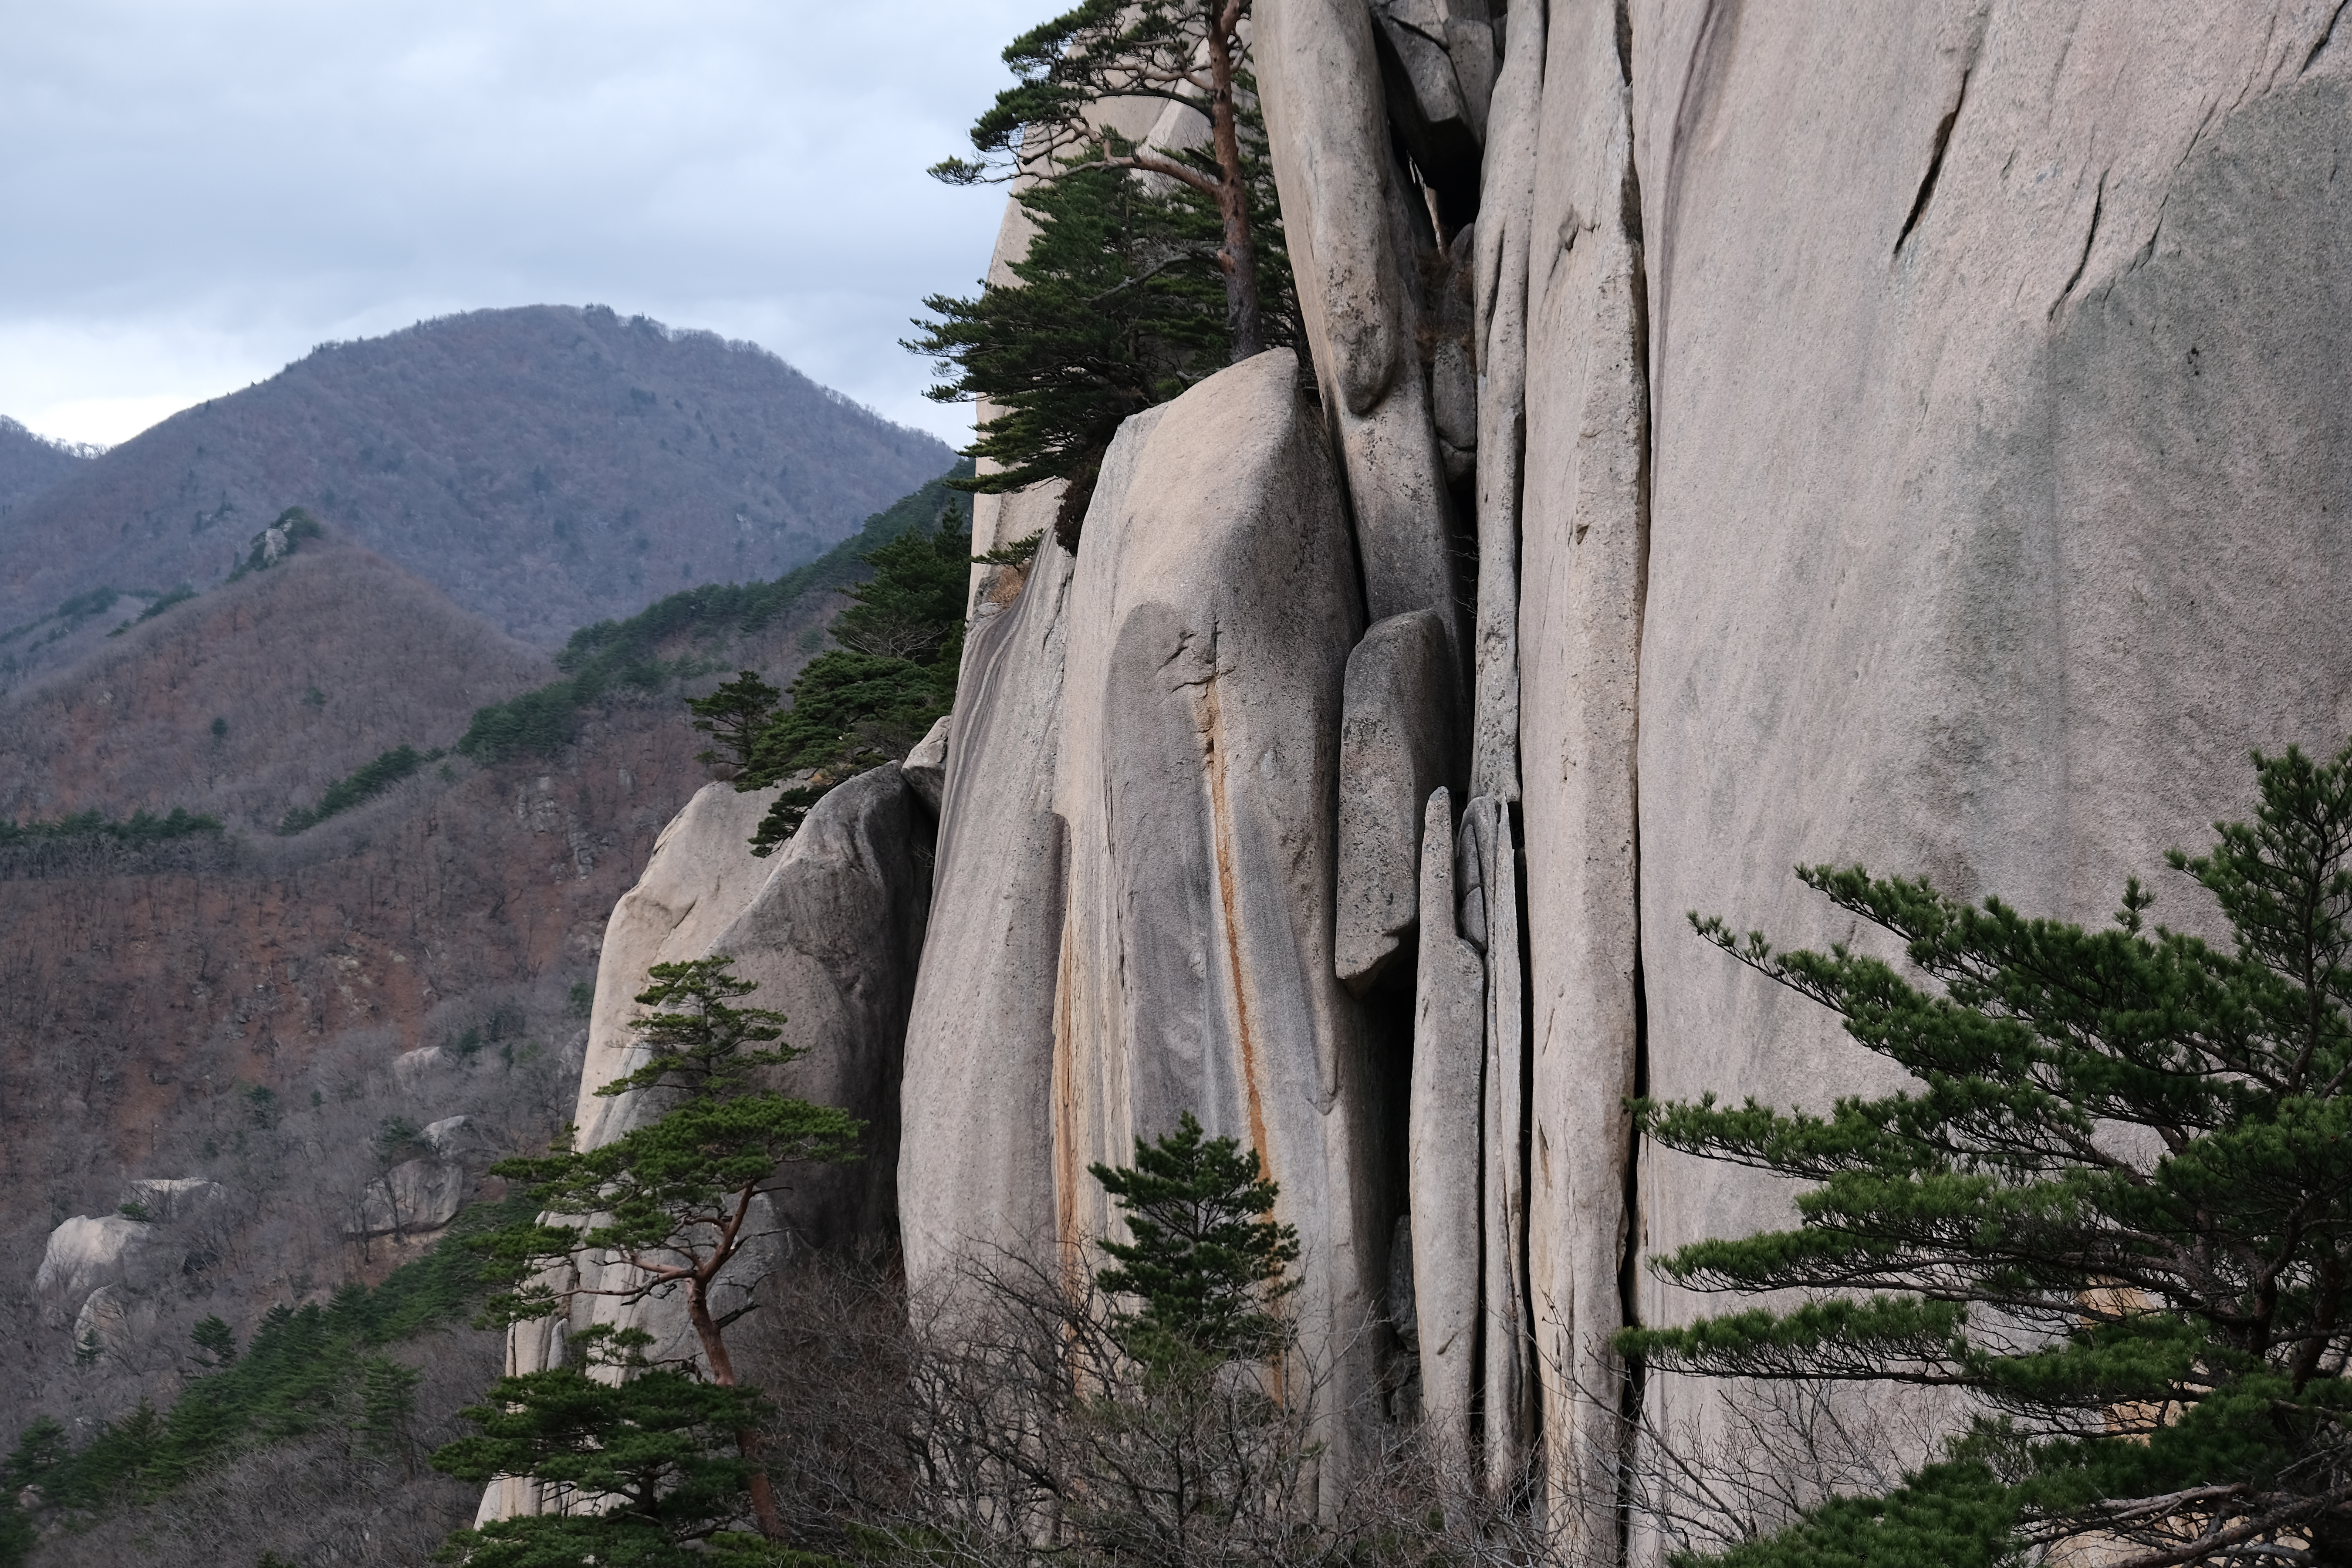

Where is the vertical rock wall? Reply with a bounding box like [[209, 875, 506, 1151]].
[[1257, 0, 2352, 1555], [515, 3, 2352, 1557]]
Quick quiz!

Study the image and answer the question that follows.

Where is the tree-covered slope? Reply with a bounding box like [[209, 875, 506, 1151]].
[[0, 306, 953, 660]]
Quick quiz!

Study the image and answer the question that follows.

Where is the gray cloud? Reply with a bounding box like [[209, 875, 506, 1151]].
[[0, 0, 1035, 445]]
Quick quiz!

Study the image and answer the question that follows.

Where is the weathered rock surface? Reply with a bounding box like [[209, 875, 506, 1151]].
[[348, 1157, 467, 1239], [1370, 0, 1496, 225], [1513, 0, 1649, 1536], [421, 1115, 477, 1157], [72, 1284, 154, 1360], [494, 5, 2352, 1555], [1461, 794, 1533, 1492], [1259, 0, 1459, 631], [35, 1215, 151, 1307], [1052, 347, 1384, 1463], [691, 763, 931, 1247], [902, 714, 950, 813], [571, 782, 785, 1144], [1464, 0, 1544, 803], [1408, 787, 1482, 1458], [1335, 608, 1460, 992], [899, 526, 1081, 1295], [484, 765, 932, 1522], [123, 1177, 223, 1222]]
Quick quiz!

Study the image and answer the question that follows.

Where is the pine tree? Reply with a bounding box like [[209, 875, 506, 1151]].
[[933, 0, 1274, 358], [189, 1314, 238, 1368], [429, 1327, 770, 1567], [688, 672, 782, 774], [452, 957, 864, 1550], [1619, 742, 2352, 1566], [1093, 1111, 1300, 1382], [688, 511, 969, 856], [911, 2, 1297, 551]]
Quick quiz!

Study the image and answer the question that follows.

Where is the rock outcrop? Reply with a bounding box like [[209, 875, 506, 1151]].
[[348, 1158, 469, 1239], [1051, 347, 1383, 1453], [481, 766, 933, 1523], [1335, 608, 1460, 993], [498, 4, 2352, 1556], [35, 1215, 152, 1310]]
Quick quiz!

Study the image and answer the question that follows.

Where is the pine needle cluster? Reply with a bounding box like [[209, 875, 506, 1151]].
[[1623, 743, 2352, 1567]]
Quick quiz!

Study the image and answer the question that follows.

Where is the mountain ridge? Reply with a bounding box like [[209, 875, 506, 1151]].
[[0, 305, 952, 665]]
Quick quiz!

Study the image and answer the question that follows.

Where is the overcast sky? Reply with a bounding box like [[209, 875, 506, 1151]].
[[0, 0, 1038, 448]]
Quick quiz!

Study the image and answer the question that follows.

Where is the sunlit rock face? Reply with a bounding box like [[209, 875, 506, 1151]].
[[1048, 348, 1386, 1463], [903, 350, 1395, 1465]]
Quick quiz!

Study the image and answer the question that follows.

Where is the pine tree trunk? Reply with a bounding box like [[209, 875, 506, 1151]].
[[1206, 15, 1262, 361], [691, 1269, 785, 1541]]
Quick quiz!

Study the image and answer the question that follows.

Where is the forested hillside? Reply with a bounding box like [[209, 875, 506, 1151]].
[[0, 306, 952, 668], [0, 472, 966, 1563], [0, 420, 91, 526]]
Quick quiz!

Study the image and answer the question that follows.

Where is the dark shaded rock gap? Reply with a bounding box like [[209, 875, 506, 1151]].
[[1895, 64, 1972, 253], [1612, 0, 1656, 1555]]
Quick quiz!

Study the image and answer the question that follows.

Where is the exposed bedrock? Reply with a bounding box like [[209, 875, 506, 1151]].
[[1407, 787, 1481, 1460], [901, 713, 950, 813], [1335, 608, 1461, 993], [1628, 0, 2352, 1465], [900, 524, 1081, 1294], [1049, 346, 1390, 1470], [1259, 0, 1460, 632], [1514, 0, 1648, 1541], [482, 767, 932, 1523]]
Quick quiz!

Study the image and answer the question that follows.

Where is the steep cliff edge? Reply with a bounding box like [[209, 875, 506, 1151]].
[[508, 2, 2352, 1558]]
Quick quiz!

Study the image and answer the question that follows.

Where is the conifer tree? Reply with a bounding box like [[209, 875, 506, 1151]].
[[1620, 742, 2352, 1567], [934, 0, 1271, 358], [448, 957, 864, 1551], [912, 3, 1295, 550], [689, 511, 969, 856], [1093, 1111, 1300, 1382]]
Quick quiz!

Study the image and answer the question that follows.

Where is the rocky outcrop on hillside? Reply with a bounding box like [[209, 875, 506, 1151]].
[[505, 2, 2352, 1558], [0, 305, 951, 660], [0, 515, 851, 1454]]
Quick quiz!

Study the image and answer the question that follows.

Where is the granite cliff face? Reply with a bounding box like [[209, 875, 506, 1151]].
[[523, 3, 2352, 1557]]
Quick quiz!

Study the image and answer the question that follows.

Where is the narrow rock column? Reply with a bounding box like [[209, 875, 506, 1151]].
[[1050, 349, 1382, 1484], [1335, 608, 1462, 993], [899, 533, 1078, 1301], [1468, 0, 1547, 802], [1463, 794, 1534, 1493], [1409, 786, 1484, 1460], [1515, 0, 1650, 1549], [1257, 0, 1460, 628]]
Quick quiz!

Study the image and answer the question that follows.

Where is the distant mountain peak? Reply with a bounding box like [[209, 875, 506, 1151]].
[[0, 306, 954, 672]]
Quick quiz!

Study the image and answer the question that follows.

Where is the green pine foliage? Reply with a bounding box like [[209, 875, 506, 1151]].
[[459, 466, 971, 764], [429, 1327, 767, 1567], [910, 123, 1295, 551], [1093, 1112, 1301, 1381], [450, 957, 864, 1554], [686, 510, 968, 857], [227, 507, 327, 581], [126, 583, 197, 627], [0, 806, 224, 848], [0, 1190, 534, 1557], [278, 742, 437, 834], [930, 1, 1282, 375], [1619, 742, 2352, 1565]]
